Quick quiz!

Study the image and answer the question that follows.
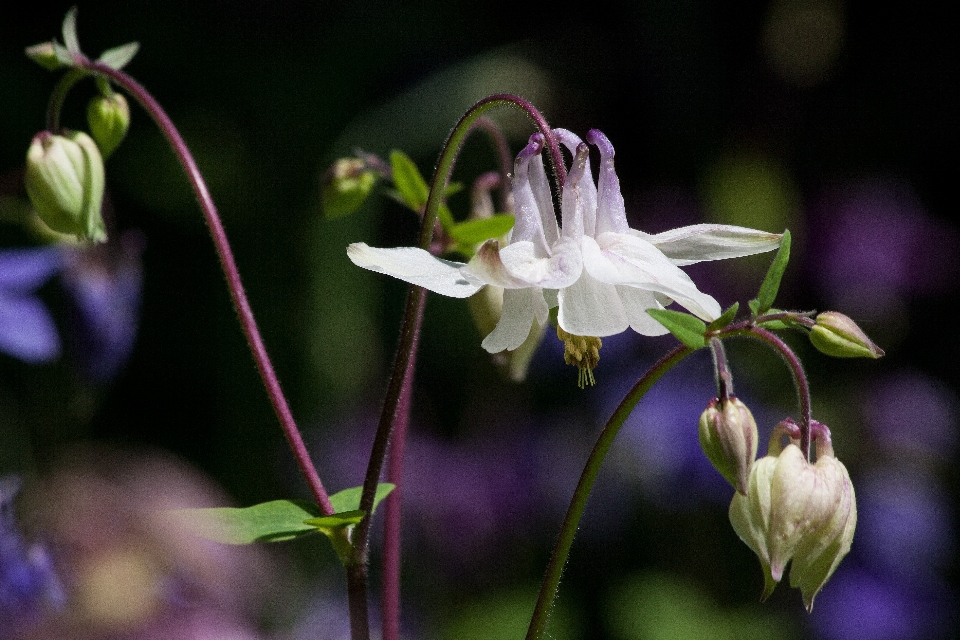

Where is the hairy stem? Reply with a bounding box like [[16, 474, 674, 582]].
[[747, 327, 813, 459], [526, 344, 694, 640], [81, 61, 335, 514]]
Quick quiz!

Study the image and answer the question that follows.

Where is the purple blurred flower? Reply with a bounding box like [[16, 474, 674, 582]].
[[0, 476, 65, 635], [0, 247, 65, 363], [809, 178, 959, 320], [0, 232, 143, 382]]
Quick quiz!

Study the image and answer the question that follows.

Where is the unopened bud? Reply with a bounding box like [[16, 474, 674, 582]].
[[25, 42, 65, 71], [87, 93, 130, 159], [322, 158, 377, 219], [698, 397, 758, 495], [729, 433, 857, 611], [810, 311, 884, 359], [25, 130, 106, 242]]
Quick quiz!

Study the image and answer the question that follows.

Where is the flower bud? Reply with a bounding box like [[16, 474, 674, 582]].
[[809, 311, 884, 359], [322, 158, 377, 219], [87, 92, 130, 159], [25, 42, 65, 71], [698, 397, 758, 495], [25, 130, 106, 243], [729, 437, 856, 610]]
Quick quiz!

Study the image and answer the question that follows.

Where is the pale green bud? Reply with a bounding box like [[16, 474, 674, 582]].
[[699, 397, 759, 495], [322, 158, 377, 219], [25, 42, 65, 71], [25, 130, 106, 242], [729, 438, 856, 611], [789, 454, 856, 612], [87, 92, 130, 159], [810, 311, 884, 359]]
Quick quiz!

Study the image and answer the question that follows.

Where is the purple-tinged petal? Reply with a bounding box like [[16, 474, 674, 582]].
[[510, 135, 553, 256], [586, 129, 630, 237], [559, 143, 589, 243], [555, 129, 597, 236], [0, 246, 65, 292]]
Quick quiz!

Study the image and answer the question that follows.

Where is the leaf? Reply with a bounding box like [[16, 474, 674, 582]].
[[168, 500, 323, 544], [328, 483, 395, 515], [390, 150, 430, 210], [437, 203, 455, 231], [753, 229, 791, 316], [443, 182, 464, 198], [61, 7, 81, 55], [647, 309, 707, 349], [98, 42, 140, 70], [449, 214, 515, 245], [707, 302, 739, 332], [168, 483, 394, 545]]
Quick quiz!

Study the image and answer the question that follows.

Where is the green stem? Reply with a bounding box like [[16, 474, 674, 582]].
[[525, 344, 694, 640], [45, 67, 85, 133], [348, 94, 563, 640]]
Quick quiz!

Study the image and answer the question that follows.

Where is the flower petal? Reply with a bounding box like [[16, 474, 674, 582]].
[[638, 224, 783, 266], [0, 246, 66, 291], [528, 153, 560, 248], [0, 292, 61, 363], [615, 286, 670, 336], [469, 238, 583, 289], [555, 129, 596, 237], [584, 234, 722, 321], [557, 270, 629, 337], [481, 286, 548, 353], [347, 243, 482, 298], [510, 135, 553, 257], [586, 129, 630, 236]]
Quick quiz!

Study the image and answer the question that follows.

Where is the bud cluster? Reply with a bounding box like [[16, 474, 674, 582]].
[[727, 421, 856, 611]]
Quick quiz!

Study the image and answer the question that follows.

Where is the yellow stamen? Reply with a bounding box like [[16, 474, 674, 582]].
[[556, 327, 602, 388]]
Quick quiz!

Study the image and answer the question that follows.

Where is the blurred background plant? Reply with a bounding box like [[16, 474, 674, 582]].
[[1, 1, 958, 639]]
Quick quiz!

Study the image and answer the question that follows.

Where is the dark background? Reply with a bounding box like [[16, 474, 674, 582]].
[[2, 2, 959, 639]]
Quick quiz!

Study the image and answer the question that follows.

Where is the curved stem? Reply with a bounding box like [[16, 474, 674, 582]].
[[348, 94, 561, 640], [746, 327, 813, 459], [526, 344, 694, 640], [45, 67, 85, 133], [709, 337, 734, 400], [81, 61, 334, 514]]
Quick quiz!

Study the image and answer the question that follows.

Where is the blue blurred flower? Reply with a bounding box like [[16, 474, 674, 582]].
[[0, 475, 65, 635], [0, 231, 143, 382], [0, 246, 65, 363]]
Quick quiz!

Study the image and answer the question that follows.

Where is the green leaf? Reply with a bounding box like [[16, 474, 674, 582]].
[[443, 182, 464, 198], [753, 229, 791, 316], [437, 203, 455, 231], [167, 483, 394, 545], [168, 499, 323, 544], [449, 214, 515, 245], [303, 510, 365, 528], [707, 302, 739, 332], [61, 7, 81, 55], [390, 150, 430, 210], [97, 42, 140, 70], [647, 309, 707, 349], [328, 483, 395, 514], [748, 299, 761, 316]]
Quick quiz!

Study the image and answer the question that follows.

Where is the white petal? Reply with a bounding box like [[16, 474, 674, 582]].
[[555, 129, 598, 237], [494, 238, 583, 289], [481, 287, 548, 353], [464, 240, 535, 288], [557, 270, 629, 337], [615, 286, 670, 336], [528, 154, 560, 247], [584, 234, 722, 321], [347, 243, 482, 298], [559, 143, 589, 243], [640, 224, 782, 266]]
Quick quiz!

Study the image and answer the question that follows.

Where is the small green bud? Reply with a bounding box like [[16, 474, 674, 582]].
[[322, 158, 377, 219], [698, 397, 759, 495], [25, 42, 65, 70], [25, 130, 106, 242], [87, 92, 130, 158], [810, 311, 884, 359]]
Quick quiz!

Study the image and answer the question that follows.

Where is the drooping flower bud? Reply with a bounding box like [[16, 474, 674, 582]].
[[25, 42, 65, 71], [321, 158, 378, 219], [86, 92, 130, 159], [729, 423, 856, 611], [698, 397, 759, 495], [25, 130, 106, 243], [809, 311, 884, 359]]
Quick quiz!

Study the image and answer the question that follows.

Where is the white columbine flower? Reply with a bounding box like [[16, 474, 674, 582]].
[[348, 129, 781, 378]]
